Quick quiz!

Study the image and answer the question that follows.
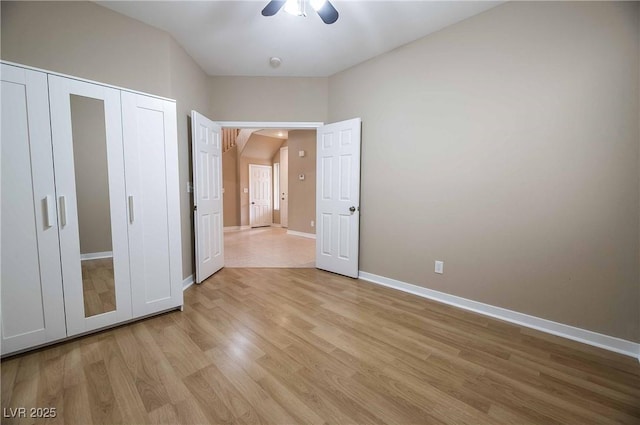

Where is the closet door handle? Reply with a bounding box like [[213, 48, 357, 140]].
[[59, 196, 67, 227], [44, 195, 55, 228], [128, 195, 135, 223]]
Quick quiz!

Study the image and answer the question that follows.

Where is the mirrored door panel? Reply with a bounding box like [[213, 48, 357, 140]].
[[49, 76, 132, 336], [69, 95, 116, 318]]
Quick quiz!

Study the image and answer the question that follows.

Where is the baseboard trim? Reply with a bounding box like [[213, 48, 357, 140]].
[[182, 275, 194, 291], [270, 223, 283, 228], [223, 226, 252, 232], [358, 271, 640, 361], [286, 230, 316, 239], [80, 251, 113, 260]]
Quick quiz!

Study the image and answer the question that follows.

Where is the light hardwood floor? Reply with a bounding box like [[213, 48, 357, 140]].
[[224, 227, 315, 268], [2, 268, 639, 424], [81, 258, 116, 317]]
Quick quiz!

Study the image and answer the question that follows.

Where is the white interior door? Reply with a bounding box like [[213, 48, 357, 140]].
[[191, 111, 224, 283], [316, 118, 361, 278], [1, 64, 67, 355], [123, 93, 182, 316], [280, 147, 289, 228], [249, 164, 273, 227]]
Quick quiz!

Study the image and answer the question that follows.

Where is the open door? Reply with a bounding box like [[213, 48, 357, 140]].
[[191, 111, 224, 283], [316, 118, 361, 278]]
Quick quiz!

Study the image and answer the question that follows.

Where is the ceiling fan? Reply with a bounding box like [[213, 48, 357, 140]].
[[262, 0, 339, 25]]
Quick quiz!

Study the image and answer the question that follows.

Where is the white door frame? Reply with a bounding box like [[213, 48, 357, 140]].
[[215, 121, 360, 278]]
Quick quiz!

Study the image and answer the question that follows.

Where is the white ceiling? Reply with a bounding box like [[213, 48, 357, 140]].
[[98, 1, 501, 77], [254, 129, 289, 139]]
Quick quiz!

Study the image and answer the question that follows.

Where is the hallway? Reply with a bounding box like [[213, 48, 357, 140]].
[[224, 227, 315, 268]]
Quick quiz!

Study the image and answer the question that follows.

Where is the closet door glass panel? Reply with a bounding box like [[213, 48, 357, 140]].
[[48, 76, 132, 336]]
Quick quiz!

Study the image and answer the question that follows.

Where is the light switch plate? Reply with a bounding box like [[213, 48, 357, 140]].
[[435, 261, 444, 274]]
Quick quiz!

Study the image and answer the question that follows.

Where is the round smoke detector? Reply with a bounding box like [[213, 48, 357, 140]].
[[269, 57, 282, 68]]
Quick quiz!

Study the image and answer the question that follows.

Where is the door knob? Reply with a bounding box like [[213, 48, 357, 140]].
[[349, 206, 356, 213], [251, 201, 255, 205]]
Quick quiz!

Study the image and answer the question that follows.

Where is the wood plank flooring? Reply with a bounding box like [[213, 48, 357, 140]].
[[224, 228, 315, 268], [81, 258, 116, 317], [2, 268, 639, 424]]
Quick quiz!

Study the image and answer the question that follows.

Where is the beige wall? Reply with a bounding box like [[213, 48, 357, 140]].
[[1, 1, 171, 97], [2, 1, 210, 280], [70, 95, 112, 254], [242, 134, 284, 159], [168, 37, 211, 279], [223, 146, 240, 227], [329, 1, 640, 342], [271, 146, 284, 225], [209, 76, 328, 122], [287, 131, 317, 235], [3, 1, 639, 343]]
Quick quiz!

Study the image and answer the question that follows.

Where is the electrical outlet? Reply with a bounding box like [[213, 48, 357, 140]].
[[435, 261, 444, 274], [310, 220, 315, 227]]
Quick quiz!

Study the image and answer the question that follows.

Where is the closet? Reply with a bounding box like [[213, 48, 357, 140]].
[[1, 62, 183, 356]]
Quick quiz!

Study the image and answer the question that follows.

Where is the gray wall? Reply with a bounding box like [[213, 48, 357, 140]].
[[329, 1, 640, 342], [2, 1, 210, 280]]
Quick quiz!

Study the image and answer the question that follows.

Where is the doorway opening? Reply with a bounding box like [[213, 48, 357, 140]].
[[218, 122, 320, 268]]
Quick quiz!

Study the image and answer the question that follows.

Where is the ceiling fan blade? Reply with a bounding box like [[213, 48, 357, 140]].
[[316, 0, 339, 24], [262, 0, 286, 16]]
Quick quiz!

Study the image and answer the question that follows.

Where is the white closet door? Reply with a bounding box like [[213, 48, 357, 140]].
[[1, 65, 66, 355], [48, 75, 132, 336], [122, 92, 182, 316]]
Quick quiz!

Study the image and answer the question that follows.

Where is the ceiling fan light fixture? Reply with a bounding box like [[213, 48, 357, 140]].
[[309, 0, 326, 12], [284, 0, 305, 16]]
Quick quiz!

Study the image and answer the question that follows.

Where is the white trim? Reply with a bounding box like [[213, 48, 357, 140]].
[[216, 121, 323, 129], [287, 230, 316, 239], [80, 251, 113, 261], [241, 225, 251, 231], [182, 274, 194, 291], [1, 60, 175, 102], [270, 223, 283, 228], [358, 271, 640, 361]]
